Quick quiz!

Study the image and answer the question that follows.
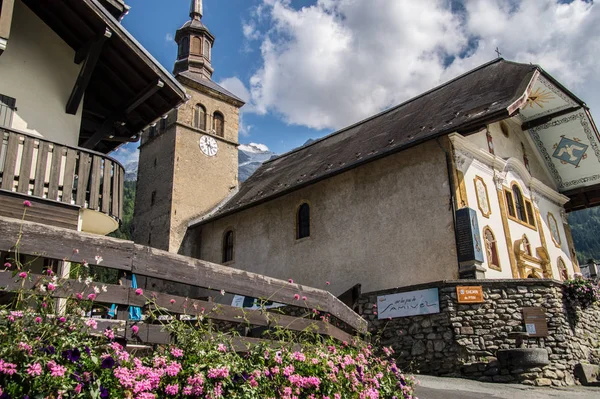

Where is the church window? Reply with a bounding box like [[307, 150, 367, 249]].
[[191, 36, 202, 54], [213, 112, 224, 137], [179, 36, 189, 58], [483, 227, 500, 270], [0, 94, 16, 128], [505, 183, 536, 228], [203, 39, 211, 60], [297, 203, 310, 239], [513, 184, 527, 222], [222, 230, 234, 263], [557, 257, 568, 281], [194, 104, 207, 131]]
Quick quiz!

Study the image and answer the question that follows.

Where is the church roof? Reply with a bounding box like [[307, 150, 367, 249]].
[[192, 59, 576, 226], [177, 71, 245, 104]]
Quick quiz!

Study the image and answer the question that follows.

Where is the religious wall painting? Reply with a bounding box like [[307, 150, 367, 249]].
[[552, 136, 588, 167], [474, 176, 491, 218], [524, 87, 555, 110], [483, 226, 501, 271], [547, 212, 561, 248], [528, 110, 600, 191]]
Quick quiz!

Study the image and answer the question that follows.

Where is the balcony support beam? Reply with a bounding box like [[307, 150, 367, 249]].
[[82, 79, 164, 149], [66, 28, 112, 115]]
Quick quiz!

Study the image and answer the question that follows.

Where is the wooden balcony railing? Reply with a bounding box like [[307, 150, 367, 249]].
[[0, 127, 124, 221]]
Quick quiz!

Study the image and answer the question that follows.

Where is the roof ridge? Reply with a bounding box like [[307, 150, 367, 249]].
[[263, 57, 506, 165]]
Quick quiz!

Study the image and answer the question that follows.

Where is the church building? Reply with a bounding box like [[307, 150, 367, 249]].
[[134, 1, 600, 296]]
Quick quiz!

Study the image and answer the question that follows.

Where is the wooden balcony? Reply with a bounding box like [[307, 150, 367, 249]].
[[0, 127, 124, 233]]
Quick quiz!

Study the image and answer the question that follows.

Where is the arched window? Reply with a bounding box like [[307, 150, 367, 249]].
[[557, 257, 568, 281], [512, 184, 527, 222], [191, 36, 201, 54], [222, 230, 234, 263], [522, 235, 531, 256], [194, 104, 207, 131], [483, 227, 500, 270], [203, 39, 211, 60], [178, 36, 189, 59], [297, 203, 310, 239], [213, 112, 224, 137]]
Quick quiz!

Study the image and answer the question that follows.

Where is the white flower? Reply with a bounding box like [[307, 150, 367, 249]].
[[220, 289, 225, 296], [39, 285, 47, 293], [51, 276, 58, 283], [101, 285, 108, 293], [94, 255, 103, 265], [93, 286, 100, 294], [84, 277, 93, 286], [77, 276, 82, 283]]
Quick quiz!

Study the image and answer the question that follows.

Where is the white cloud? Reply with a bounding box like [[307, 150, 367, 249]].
[[165, 32, 174, 43], [112, 143, 139, 166], [219, 77, 255, 136], [239, 142, 270, 153], [246, 0, 600, 131]]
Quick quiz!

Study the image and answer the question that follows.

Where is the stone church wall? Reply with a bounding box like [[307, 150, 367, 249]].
[[359, 279, 600, 386], [191, 139, 459, 295]]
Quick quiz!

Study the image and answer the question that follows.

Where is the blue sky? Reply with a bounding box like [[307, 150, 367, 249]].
[[111, 0, 600, 165]]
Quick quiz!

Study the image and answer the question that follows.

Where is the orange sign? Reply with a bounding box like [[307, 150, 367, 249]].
[[456, 286, 484, 303]]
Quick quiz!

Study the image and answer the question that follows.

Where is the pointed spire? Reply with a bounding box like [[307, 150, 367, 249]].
[[190, 0, 203, 20]]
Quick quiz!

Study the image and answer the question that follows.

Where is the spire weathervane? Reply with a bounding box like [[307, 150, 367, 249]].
[[495, 47, 502, 58], [190, 0, 203, 20]]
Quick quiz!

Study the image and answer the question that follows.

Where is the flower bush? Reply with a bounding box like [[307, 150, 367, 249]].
[[0, 273, 416, 398], [0, 201, 416, 398], [564, 277, 600, 308]]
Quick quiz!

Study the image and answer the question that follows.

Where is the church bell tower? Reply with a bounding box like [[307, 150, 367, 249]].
[[133, 0, 245, 253]]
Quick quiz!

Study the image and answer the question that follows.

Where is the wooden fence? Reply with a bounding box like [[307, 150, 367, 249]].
[[0, 127, 124, 221], [0, 216, 367, 348]]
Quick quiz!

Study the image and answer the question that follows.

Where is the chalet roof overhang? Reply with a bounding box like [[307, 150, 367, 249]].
[[22, 0, 187, 154], [191, 59, 600, 227]]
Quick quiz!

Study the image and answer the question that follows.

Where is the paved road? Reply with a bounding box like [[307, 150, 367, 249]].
[[415, 375, 600, 399]]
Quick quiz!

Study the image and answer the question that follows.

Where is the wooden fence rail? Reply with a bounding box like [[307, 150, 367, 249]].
[[0, 216, 367, 345]]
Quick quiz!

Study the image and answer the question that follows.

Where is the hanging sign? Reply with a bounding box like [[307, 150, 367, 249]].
[[456, 286, 484, 303], [377, 288, 440, 320], [455, 208, 485, 266]]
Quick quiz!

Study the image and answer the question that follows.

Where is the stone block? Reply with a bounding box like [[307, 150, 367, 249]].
[[573, 363, 600, 386], [535, 378, 552, 386], [543, 369, 558, 379], [460, 327, 474, 335]]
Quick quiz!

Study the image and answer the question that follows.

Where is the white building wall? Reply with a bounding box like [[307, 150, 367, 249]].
[[0, 0, 82, 146], [459, 118, 575, 279]]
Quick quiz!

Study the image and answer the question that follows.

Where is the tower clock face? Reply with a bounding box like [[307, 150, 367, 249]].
[[199, 135, 218, 157]]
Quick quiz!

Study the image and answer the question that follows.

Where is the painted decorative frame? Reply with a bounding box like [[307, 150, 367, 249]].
[[482, 226, 501, 271], [474, 176, 491, 218], [504, 181, 537, 231], [547, 212, 562, 248]]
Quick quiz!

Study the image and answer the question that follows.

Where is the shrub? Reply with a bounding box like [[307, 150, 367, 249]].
[[564, 277, 600, 308]]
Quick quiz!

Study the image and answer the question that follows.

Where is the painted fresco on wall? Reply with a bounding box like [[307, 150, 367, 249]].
[[519, 75, 578, 122], [528, 110, 600, 191]]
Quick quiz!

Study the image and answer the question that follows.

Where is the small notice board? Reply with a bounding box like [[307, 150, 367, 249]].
[[522, 307, 548, 337], [456, 286, 484, 303]]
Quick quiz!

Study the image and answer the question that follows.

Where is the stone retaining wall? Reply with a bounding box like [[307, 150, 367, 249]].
[[359, 279, 600, 386]]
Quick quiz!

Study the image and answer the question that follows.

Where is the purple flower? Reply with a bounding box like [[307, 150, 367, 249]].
[[101, 356, 115, 369], [100, 387, 109, 399], [62, 348, 81, 362]]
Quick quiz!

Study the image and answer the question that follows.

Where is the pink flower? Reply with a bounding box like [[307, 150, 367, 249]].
[[131, 325, 139, 335], [75, 293, 83, 300], [288, 278, 295, 284], [326, 281, 330, 285], [294, 294, 300, 300], [170, 299, 176, 304], [217, 343, 227, 353], [23, 200, 32, 207], [104, 328, 115, 340], [302, 296, 307, 301], [47, 283, 56, 291], [171, 347, 184, 358], [46, 269, 54, 276], [34, 317, 42, 323], [41, 302, 47, 308], [3, 262, 10, 268], [87, 293, 96, 301], [165, 384, 179, 395], [85, 319, 98, 330], [135, 288, 143, 296], [47, 361, 66, 377], [18, 272, 27, 279], [27, 363, 42, 376], [58, 316, 66, 323]]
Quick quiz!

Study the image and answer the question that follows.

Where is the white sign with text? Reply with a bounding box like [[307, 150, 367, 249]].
[[377, 288, 440, 319]]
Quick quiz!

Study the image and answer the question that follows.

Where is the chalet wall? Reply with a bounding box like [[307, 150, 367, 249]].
[[191, 139, 458, 295], [0, 0, 82, 146]]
